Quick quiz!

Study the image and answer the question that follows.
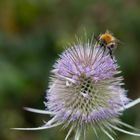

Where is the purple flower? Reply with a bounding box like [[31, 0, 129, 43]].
[[13, 38, 140, 140]]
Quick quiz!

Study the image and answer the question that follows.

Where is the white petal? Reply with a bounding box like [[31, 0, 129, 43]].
[[116, 120, 138, 131], [74, 128, 81, 140], [65, 126, 74, 140], [59, 75, 76, 83], [120, 98, 140, 111], [66, 81, 72, 87], [24, 107, 54, 115], [83, 129, 86, 140], [11, 122, 62, 131], [109, 124, 140, 136], [46, 116, 58, 125], [80, 92, 90, 99], [91, 125, 98, 138], [101, 128, 115, 140]]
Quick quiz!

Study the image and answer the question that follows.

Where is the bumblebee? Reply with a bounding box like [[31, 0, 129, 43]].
[[97, 30, 118, 59]]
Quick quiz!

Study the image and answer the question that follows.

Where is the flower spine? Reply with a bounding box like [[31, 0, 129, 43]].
[[13, 36, 140, 140]]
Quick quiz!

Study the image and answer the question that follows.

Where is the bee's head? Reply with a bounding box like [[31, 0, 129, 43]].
[[99, 32, 115, 44]]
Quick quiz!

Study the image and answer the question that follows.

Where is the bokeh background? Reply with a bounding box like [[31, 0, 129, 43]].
[[0, 0, 140, 140]]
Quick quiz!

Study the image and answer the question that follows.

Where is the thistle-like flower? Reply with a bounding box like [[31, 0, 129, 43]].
[[13, 36, 140, 140]]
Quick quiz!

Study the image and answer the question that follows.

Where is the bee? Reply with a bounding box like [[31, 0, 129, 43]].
[[96, 30, 119, 60]]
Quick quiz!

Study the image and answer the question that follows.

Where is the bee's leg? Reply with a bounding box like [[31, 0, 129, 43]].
[[108, 47, 114, 60], [102, 45, 106, 56]]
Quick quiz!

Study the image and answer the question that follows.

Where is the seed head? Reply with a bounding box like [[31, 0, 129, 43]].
[[13, 37, 140, 140], [46, 43, 128, 125]]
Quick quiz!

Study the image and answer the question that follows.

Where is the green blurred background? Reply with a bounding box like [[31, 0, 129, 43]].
[[0, 0, 140, 140]]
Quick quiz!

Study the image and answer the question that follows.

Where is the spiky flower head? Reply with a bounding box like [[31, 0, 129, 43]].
[[47, 43, 128, 124], [13, 35, 140, 140]]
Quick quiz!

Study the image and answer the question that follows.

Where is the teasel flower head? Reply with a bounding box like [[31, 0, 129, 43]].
[[13, 36, 140, 140]]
